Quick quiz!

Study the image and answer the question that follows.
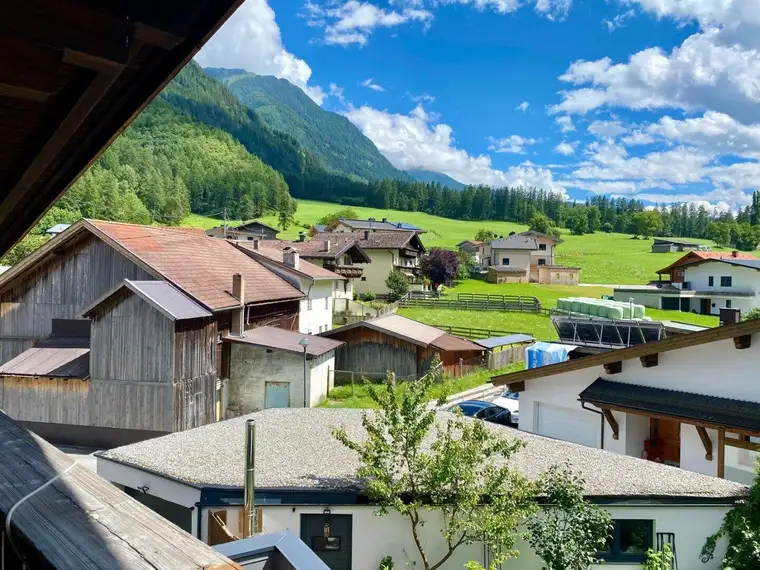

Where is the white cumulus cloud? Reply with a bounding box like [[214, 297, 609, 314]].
[[515, 101, 530, 112], [487, 135, 538, 154], [361, 78, 386, 91], [342, 103, 565, 192], [587, 119, 628, 139], [555, 116, 575, 133], [196, 0, 325, 104], [554, 142, 577, 156]]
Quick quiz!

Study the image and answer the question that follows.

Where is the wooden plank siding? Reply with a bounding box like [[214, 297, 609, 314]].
[[329, 327, 424, 379], [0, 376, 89, 425], [0, 236, 153, 364], [174, 318, 218, 431]]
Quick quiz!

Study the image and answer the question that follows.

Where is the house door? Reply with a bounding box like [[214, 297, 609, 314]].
[[651, 418, 680, 466], [700, 298, 711, 315], [264, 382, 290, 408], [301, 514, 352, 570]]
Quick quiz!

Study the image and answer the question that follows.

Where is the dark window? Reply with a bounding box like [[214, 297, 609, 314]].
[[721, 276, 732, 287], [502, 258, 510, 265], [708, 276, 714, 287], [599, 520, 653, 563], [538, 259, 546, 266], [538, 243, 547, 251], [360, 277, 366, 281], [726, 300, 732, 308]]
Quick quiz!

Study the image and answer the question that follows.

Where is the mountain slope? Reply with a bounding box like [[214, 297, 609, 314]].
[[204, 67, 410, 182], [407, 169, 465, 190]]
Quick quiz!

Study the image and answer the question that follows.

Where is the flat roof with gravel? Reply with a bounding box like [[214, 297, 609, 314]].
[[98, 408, 746, 500]]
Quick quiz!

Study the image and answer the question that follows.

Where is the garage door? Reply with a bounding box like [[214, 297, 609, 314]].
[[536, 403, 598, 447]]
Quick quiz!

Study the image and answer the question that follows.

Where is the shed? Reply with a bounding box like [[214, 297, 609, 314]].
[[0, 411, 239, 570], [321, 314, 484, 379], [224, 326, 344, 413], [474, 334, 534, 368], [487, 265, 528, 284]]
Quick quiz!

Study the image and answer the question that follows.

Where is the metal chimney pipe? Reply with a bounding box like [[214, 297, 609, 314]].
[[244, 419, 256, 537]]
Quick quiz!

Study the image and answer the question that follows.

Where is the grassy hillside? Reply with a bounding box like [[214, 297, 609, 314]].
[[184, 200, 735, 284]]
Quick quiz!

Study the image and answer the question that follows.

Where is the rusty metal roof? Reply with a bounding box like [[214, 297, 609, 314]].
[[429, 333, 485, 353], [224, 326, 343, 358], [85, 220, 304, 310], [0, 334, 90, 378]]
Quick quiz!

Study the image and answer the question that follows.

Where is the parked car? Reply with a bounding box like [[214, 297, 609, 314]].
[[491, 391, 519, 425], [448, 400, 515, 426]]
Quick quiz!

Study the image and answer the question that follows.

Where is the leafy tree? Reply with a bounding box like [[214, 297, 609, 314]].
[[317, 207, 360, 227], [707, 221, 732, 248], [643, 544, 673, 570], [567, 209, 589, 235], [601, 222, 613, 233], [631, 210, 663, 238], [385, 269, 409, 302], [701, 462, 760, 569], [1, 234, 50, 266], [277, 195, 297, 230], [474, 228, 494, 243], [456, 251, 476, 281], [529, 213, 552, 234], [527, 463, 613, 570], [421, 248, 460, 287], [732, 223, 759, 251], [332, 358, 537, 570], [745, 308, 760, 321], [586, 205, 602, 232]]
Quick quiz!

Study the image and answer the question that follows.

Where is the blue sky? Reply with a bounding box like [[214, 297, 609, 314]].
[[195, 0, 760, 212]]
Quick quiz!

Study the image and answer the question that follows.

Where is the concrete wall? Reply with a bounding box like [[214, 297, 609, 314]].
[[613, 290, 664, 308], [227, 344, 334, 414], [299, 280, 334, 334], [491, 250, 531, 270], [353, 249, 395, 295], [517, 332, 760, 483], [537, 266, 579, 285]]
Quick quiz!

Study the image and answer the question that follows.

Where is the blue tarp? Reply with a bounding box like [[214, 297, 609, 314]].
[[526, 342, 573, 369]]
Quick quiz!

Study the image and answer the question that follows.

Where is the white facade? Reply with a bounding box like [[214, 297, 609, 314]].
[[94, 456, 734, 570], [516, 333, 760, 484], [353, 248, 422, 296], [683, 262, 760, 315], [227, 344, 335, 414], [491, 249, 532, 270], [298, 280, 334, 334]]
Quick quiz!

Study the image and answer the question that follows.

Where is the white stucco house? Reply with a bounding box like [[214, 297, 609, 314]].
[[223, 327, 343, 414], [96, 408, 744, 570], [235, 241, 345, 335], [614, 251, 760, 316], [481, 231, 579, 285], [492, 318, 760, 486]]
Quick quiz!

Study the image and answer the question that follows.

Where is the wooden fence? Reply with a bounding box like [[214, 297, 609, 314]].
[[399, 293, 544, 314], [432, 324, 529, 340]]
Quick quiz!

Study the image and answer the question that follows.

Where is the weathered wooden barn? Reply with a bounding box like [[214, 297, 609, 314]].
[[321, 314, 485, 379], [0, 219, 304, 446]]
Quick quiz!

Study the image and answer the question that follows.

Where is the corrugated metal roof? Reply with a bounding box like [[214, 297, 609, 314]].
[[429, 334, 484, 352], [714, 258, 760, 270], [0, 334, 90, 378], [224, 326, 343, 357], [474, 334, 535, 349], [125, 281, 213, 320], [366, 314, 445, 345]]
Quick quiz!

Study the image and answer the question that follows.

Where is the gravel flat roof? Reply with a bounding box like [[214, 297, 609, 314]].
[[99, 409, 746, 499]]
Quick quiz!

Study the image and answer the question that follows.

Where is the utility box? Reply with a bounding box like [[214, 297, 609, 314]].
[[719, 308, 741, 326]]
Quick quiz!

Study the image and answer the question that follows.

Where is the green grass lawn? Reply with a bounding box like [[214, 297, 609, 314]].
[[398, 278, 719, 340], [320, 361, 525, 408]]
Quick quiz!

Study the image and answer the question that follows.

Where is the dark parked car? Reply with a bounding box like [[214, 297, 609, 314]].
[[448, 400, 515, 426]]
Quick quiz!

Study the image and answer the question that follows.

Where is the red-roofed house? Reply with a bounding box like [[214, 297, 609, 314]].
[[614, 250, 760, 315]]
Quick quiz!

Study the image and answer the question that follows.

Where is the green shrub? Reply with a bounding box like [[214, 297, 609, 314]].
[[362, 291, 376, 302], [378, 555, 394, 570]]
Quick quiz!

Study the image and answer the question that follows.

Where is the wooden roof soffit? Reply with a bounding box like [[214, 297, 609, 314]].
[[696, 426, 713, 461], [507, 380, 525, 393], [603, 361, 622, 375], [733, 335, 751, 350], [601, 408, 619, 440], [639, 353, 658, 368]]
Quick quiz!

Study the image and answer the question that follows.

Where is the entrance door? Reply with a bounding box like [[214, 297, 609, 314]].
[[700, 298, 711, 315], [301, 513, 352, 570], [651, 418, 680, 466], [264, 382, 290, 408]]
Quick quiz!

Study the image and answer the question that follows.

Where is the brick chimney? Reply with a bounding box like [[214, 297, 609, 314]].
[[732, 250, 739, 258], [283, 247, 300, 270], [252, 239, 259, 250], [363, 230, 369, 240], [231, 274, 245, 337]]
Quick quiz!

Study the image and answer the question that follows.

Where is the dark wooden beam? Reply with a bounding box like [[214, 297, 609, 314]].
[[640, 353, 658, 368], [601, 408, 619, 440], [603, 361, 622, 375], [717, 428, 725, 478], [733, 335, 751, 350], [62, 49, 125, 74], [723, 436, 760, 452], [0, 83, 49, 103], [133, 23, 185, 50], [508, 380, 525, 393], [696, 426, 713, 460], [0, 71, 121, 222]]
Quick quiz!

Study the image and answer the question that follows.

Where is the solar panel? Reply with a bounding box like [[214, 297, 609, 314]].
[[552, 315, 665, 348]]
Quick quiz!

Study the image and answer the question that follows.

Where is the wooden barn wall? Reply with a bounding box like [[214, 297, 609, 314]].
[[245, 301, 300, 332], [0, 376, 90, 425], [330, 328, 418, 378], [91, 293, 174, 384], [0, 237, 153, 363], [173, 319, 218, 431]]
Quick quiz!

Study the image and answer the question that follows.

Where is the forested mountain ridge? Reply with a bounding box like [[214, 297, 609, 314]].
[[204, 67, 410, 182], [408, 169, 465, 190]]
